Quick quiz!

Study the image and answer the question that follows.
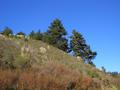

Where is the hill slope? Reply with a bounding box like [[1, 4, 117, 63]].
[[0, 35, 119, 90]]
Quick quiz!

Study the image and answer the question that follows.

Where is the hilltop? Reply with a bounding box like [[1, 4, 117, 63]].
[[0, 35, 120, 90]]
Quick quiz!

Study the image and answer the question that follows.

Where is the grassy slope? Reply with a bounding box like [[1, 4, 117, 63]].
[[0, 36, 119, 90]]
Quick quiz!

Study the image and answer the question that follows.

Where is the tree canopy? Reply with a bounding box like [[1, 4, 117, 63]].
[[1, 27, 13, 36], [43, 19, 69, 52], [70, 30, 97, 64], [29, 30, 43, 40], [0, 19, 97, 65]]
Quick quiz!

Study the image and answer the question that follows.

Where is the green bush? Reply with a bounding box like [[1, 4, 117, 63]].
[[87, 70, 99, 78], [2, 50, 15, 69], [14, 55, 31, 68]]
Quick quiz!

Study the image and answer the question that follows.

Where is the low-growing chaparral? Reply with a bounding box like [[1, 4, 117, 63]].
[[0, 35, 120, 90]]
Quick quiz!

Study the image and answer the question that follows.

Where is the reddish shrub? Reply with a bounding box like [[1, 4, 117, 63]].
[[81, 76, 93, 89], [17, 63, 82, 90], [18, 72, 36, 90], [0, 70, 17, 89], [0, 62, 99, 90]]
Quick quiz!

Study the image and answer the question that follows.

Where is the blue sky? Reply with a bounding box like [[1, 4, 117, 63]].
[[0, 0, 120, 72]]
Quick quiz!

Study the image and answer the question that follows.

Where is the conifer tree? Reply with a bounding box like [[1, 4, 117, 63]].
[[29, 30, 43, 40], [1, 27, 13, 36], [70, 30, 97, 64], [29, 30, 35, 39], [35, 30, 43, 40], [43, 19, 69, 52]]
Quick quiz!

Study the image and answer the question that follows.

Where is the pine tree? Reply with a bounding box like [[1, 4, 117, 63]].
[[43, 19, 69, 52], [56, 37, 69, 52], [70, 30, 97, 64], [35, 30, 43, 40], [29, 30, 35, 39], [84, 47, 97, 64], [101, 66, 106, 73], [29, 30, 43, 40], [1, 27, 13, 36], [70, 30, 86, 56]]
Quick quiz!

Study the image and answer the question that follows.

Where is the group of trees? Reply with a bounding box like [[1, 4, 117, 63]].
[[108, 72, 120, 77], [100, 66, 120, 77], [29, 30, 43, 40], [0, 27, 13, 36], [0, 27, 25, 37], [0, 19, 97, 65]]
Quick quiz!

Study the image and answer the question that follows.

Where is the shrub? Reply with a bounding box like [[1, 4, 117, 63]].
[[87, 70, 99, 78], [112, 77, 120, 89], [1, 49, 15, 69], [81, 76, 93, 89], [14, 55, 31, 68], [0, 62, 102, 90], [1, 27, 13, 36], [0, 70, 18, 89]]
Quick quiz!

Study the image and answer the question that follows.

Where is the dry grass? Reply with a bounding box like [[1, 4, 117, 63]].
[[0, 61, 100, 90], [0, 36, 119, 90], [111, 77, 120, 89], [0, 70, 18, 89]]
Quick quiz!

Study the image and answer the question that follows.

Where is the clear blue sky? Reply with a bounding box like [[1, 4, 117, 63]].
[[0, 0, 120, 72]]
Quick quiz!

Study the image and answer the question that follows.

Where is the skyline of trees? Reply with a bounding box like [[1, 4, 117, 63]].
[[0, 19, 97, 65]]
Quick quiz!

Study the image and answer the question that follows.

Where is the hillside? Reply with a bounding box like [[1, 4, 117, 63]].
[[0, 35, 120, 90]]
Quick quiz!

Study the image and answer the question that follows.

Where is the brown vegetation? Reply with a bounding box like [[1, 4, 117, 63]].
[[0, 36, 120, 90], [0, 62, 101, 90]]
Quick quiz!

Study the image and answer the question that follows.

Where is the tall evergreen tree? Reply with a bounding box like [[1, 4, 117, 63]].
[[43, 19, 69, 52], [70, 30, 97, 64]]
